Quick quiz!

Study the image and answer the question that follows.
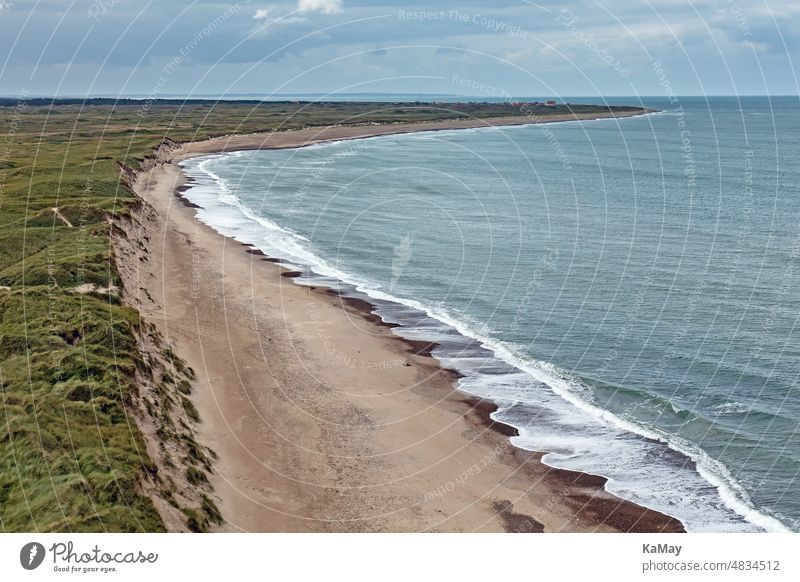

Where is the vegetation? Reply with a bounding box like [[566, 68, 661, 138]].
[[0, 99, 643, 532]]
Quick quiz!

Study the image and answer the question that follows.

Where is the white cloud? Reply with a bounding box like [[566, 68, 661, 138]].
[[253, 0, 342, 22], [251, 6, 309, 37], [253, 7, 274, 20], [297, 0, 342, 15], [251, 1, 340, 35], [0, 1, 13, 13], [252, 6, 305, 25]]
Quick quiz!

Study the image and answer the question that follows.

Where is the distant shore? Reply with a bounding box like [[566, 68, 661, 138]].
[[120, 108, 683, 532], [180, 108, 655, 156]]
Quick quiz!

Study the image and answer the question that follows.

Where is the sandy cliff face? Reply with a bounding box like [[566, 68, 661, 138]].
[[112, 152, 222, 533]]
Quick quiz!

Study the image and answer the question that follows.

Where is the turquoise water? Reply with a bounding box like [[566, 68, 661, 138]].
[[181, 96, 800, 532]]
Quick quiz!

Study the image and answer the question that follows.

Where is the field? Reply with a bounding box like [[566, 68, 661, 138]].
[[0, 99, 643, 532]]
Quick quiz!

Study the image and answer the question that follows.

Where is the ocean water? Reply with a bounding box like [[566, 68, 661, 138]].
[[180, 96, 800, 532]]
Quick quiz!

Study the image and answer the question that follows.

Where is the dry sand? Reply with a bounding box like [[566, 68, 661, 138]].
[[120, 111, 684, 532]]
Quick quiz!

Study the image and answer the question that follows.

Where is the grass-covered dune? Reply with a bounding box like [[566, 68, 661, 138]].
[[0, 99, 643, 532]]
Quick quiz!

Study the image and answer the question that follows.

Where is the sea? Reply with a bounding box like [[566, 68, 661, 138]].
[[179, 96, 800, 532]]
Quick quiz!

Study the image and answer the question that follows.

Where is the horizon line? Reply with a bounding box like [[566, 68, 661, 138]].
[[1, 92, 798, 99]]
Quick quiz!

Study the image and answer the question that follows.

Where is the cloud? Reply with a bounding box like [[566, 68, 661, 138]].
[[0, 0, 796, 96], [251, 1, 341, 36], [253, 8, 274, 20], [252, 5, 307, 36], [297, 0, 342, 15]]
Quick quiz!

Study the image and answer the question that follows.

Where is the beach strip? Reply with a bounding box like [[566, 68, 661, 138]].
[[116, 110, 683, 532]]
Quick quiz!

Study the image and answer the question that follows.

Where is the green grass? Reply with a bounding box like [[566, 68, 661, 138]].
[[0, 99, 643, 532]]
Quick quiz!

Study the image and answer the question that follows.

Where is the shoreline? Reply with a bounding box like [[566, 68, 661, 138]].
[[179, 109, 655, 157], [120, 110, 684, 532]]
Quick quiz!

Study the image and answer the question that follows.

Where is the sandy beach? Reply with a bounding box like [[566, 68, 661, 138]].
[[117, 110, 683, 533]]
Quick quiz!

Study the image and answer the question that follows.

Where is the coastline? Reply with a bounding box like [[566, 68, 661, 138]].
[[179, 109, 654, 157], [118, 109, 684, 532]]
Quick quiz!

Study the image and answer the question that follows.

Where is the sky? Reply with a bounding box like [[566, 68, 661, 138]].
[[0, 0, 798, 98]]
